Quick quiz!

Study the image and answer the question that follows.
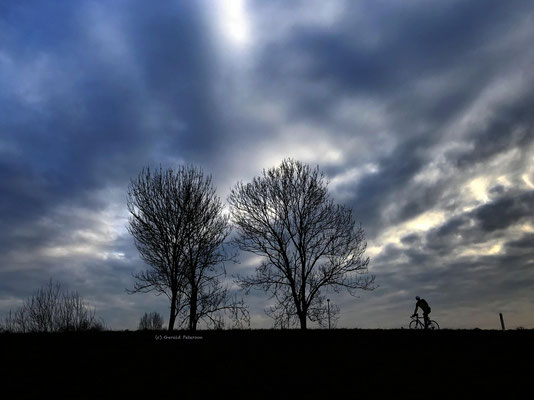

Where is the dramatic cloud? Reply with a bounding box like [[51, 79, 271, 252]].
[[1, 0, 533, 329]]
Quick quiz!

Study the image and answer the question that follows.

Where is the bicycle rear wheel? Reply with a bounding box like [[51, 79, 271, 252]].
[[409, 320, 423, 329], [428, 320, 440, 330]]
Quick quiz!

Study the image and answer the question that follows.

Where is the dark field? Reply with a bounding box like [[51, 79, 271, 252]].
[[2, 329, 532, 398]]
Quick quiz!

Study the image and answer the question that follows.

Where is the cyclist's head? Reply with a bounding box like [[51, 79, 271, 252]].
[[415, 296, 420, 301]]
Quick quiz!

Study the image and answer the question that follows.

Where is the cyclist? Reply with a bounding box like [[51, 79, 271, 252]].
[[412, 296, 431, 329]]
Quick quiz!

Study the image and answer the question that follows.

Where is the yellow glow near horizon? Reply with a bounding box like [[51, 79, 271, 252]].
[[42, 244, 96, 258], [367, 210, 447, 258], [459, 240, 504, 257], [405, 211, 446, 231], [468, 177, 490, 203], [366, 245, 383, 258], [522, 173, 534, 189], [255, 126, 345, 173], [488, 243, 502, 255], [496, 175, 512, 188]]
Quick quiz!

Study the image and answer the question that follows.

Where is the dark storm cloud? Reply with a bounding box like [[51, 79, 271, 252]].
[[474, 191, 534, 232], [400, 233, 421, 246], [250, 0, 534, 328], [1, 0, 534, 329], [420, 190, 534, 253], [351, 137, 435, 236], [0, 1, 218, 232], [454, 97, 534, 168], [255, 0, 532, 121], [352, 89, 534, 238], [507, 233, 534, 250], [363, 184, 534, 328], [0, 0, 221, 326], [246, 0, 534, 241], [1, 0, 217, 183]]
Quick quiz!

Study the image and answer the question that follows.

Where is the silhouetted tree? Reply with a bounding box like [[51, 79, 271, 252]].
[[138, 311, 164, 330], [2, 280, 104, 333], [266, 294, 341, 329], [177, 168, 248, 331], [127, 166, 248, 331], [228, 159, 376, 329]]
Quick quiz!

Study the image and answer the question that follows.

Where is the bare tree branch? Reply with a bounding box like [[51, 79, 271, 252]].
[[228, 159, 377, 329], [127, 165, 249, 331], [138, 311, 164, 330], [2, 280, 104, 333]]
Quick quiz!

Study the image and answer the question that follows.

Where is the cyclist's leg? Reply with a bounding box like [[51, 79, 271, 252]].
[[423, 312, 429, 329]]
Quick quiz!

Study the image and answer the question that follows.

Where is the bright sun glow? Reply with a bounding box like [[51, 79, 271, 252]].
[[367, 210, 447, 258], [216, 0, 251, 47], [405, 211, 446, 232], [468, 177, 490, 203], [522, 173, 534, 189], [459, 241, 503, 257]]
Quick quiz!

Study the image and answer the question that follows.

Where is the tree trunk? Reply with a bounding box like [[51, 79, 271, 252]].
[[168, 291, 177, 332], [298, 311, 307, 330], [189, 284, 198, 331]]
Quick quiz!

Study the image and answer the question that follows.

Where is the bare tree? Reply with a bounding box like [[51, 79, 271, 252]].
[[178, 170, 248, 331], [127, 166, 189, 331], [127, 165, 248, 331], [228, 159, 376, 329], [266, 292, 340, 329], [138, 311, 164, 330], [2, 280, 104, 333]]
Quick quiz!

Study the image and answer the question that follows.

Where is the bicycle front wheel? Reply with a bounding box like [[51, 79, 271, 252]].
[[409, 320, 423, 329], [428, 320, 440, 330]]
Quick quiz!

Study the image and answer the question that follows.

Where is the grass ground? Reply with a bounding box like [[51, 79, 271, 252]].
[[1, 329, 532, 398]]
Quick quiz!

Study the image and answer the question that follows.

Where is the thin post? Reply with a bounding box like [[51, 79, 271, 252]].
[[327, 299, 331, 330], [499, 313, 505, 331]]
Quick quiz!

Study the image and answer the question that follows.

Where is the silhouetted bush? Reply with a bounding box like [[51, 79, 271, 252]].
[[2, 280, 105, 333], [138, 311, 164, 330]]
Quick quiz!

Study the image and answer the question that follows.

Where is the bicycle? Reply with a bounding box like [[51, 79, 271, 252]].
[[409, 313, 440, 330]]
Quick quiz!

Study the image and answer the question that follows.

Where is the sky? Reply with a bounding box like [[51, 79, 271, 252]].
[[1, 0, 534, 330]]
